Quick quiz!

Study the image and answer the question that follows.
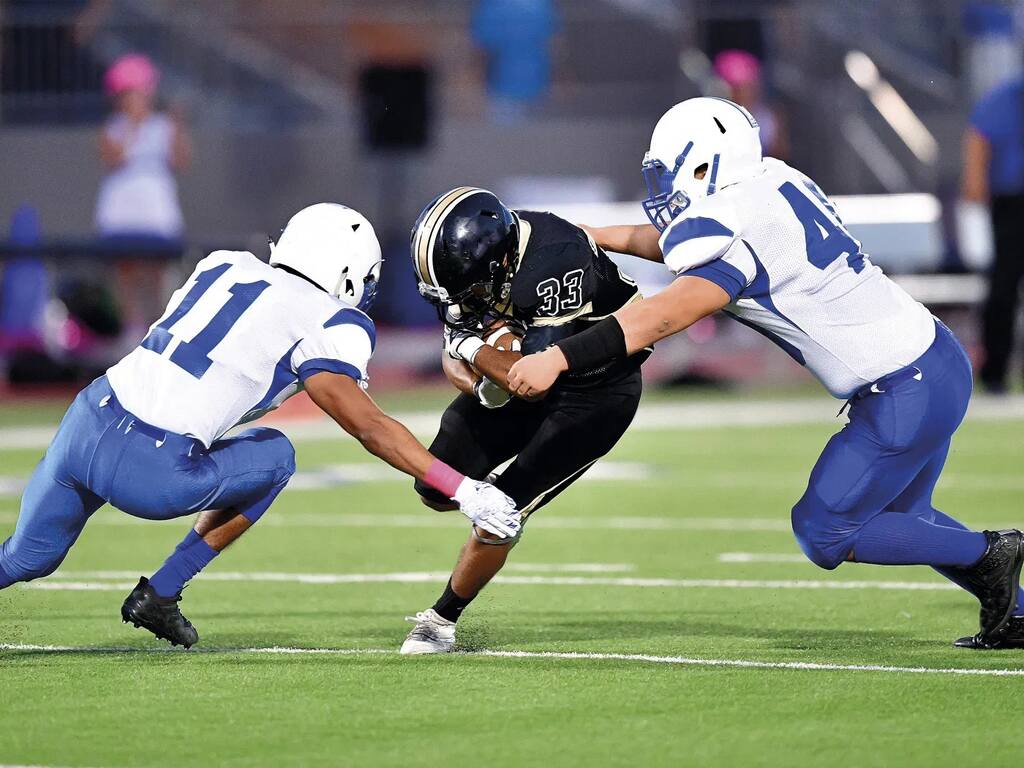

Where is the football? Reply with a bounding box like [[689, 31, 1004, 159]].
[[483, 321, 523, 353]]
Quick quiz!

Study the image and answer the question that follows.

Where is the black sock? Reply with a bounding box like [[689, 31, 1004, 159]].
[[432, 578, 474, 623]]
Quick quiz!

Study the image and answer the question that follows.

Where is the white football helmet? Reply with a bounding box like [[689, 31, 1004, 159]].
[[269, 203, 383, 310], [642, 97, 763, 231]]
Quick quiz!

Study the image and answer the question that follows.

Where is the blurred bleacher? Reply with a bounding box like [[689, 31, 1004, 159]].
[[0, 0, 1012, 388]]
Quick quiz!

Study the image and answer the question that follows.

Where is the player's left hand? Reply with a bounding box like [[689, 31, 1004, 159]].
[[474, 377, 511, 408], [452, 478, 521, 539], [507, 347, 567, 398]]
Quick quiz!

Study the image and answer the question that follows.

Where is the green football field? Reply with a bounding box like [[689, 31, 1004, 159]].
[[1, 391, 1023, 767]]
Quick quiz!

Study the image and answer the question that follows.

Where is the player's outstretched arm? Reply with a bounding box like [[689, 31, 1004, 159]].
[[304, 372, 521, 538], [581, 223, 663, 262], [507, 276, 730, 397]]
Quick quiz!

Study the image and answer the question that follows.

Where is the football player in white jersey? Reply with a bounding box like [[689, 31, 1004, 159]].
[[509, 97, 1024, 649], [0, 203, 520, 648]]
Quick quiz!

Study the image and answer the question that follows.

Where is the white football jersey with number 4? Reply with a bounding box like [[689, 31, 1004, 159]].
[[106, 250, 375, 446], [660, 158, 936, 398]]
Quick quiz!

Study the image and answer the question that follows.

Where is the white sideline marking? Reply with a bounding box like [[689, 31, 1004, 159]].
[[1, 643, 1022, 677], [287, 461, 652, 491], [2, 511, 1020, 536], [0, 461, 652, 500], [504, 562, 636, 573], [0, 511, 794, 532], [5, 467, 1024, 500], [719, 552, 809, 563], [29, 570, 958, 592], [2, 394, 1023, 451]]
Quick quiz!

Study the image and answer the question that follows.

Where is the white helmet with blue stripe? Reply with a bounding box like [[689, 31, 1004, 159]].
[[269, 203, 383, 311], [642, 97, 763, 231]]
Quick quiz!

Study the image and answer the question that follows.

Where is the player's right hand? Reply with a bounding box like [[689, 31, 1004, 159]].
[[452, 478, 521, 539], [443, 326, 485, 364]]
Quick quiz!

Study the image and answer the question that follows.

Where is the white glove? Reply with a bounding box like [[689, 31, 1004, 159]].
[[474, 377, 511, 409], [444, 326, 485, 364], [453, 478, 520, 539]]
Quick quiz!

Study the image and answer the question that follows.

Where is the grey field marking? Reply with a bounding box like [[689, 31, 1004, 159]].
[[29, 569, 958, 592], [1, 643, 1022, 678], [2, 394, 1022, 451]]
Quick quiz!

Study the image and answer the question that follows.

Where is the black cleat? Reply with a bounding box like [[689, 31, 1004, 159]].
[[955, 616, 1024, 650], [120, 576, 199, 649], [946, 529, 1024, 641]]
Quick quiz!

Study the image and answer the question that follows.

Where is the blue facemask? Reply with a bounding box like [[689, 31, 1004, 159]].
[[641, 141, 693, 232]]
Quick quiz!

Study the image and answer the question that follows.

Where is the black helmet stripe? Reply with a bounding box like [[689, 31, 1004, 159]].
[[413, 186, 484, 289]]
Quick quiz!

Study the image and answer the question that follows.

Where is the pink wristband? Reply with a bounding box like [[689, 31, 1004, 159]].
[[424, 459, 466, 499]]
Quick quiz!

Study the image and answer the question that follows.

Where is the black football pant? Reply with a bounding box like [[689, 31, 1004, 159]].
[[415, 371, 642, 522], [981, 194, 1024, 390]]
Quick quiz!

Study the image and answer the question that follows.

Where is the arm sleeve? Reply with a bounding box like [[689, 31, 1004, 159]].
[[682, 239, 757, 302], [659, 197, 743, 275], [292, 307, 376, 386]]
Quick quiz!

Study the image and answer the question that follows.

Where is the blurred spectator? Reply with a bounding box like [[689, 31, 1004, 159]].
[[713, 50, 788, 160], [962, 74, 1024, 394], [471, 0, 560, 123], [0, 205, 47, 356], [962, 1, 1022, 102], [95, 53, 189, 241], [95, 53, 190, 341]]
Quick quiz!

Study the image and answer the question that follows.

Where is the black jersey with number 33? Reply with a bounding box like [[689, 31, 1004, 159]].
[[503, 210, 650, 386]]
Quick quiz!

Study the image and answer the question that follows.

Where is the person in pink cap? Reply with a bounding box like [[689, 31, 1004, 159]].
[[95, 53, 191, 341], [713, 49, 788, 160]]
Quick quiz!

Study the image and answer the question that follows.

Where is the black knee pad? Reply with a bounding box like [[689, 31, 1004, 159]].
[[414, 478, 452, 508]]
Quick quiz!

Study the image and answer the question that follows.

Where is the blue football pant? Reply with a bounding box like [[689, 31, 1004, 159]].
[[791, 321, 978, 570], [0, 376, 295, 587]]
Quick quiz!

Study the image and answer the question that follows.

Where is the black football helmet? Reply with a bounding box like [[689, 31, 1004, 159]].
[[410, 187, 520, 330]]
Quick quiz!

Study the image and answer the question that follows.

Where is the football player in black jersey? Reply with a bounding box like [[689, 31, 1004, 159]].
[[400, 186, 649, 654]]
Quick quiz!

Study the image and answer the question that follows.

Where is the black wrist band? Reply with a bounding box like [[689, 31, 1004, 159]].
[[555, 316, 627, 372]]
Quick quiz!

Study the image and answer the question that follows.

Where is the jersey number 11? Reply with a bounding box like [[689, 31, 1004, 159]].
[[139, 263, 270, 379]]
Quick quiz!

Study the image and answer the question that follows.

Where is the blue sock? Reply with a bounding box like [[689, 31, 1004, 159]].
[[173, 529, 202, 554], [149, 537, 218, 598], [927, 509, 1024, 616], [852, 511, 987, 567]]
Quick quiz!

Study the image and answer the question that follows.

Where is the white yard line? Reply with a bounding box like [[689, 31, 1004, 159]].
[[1, 643, 1021, 677], [4, 466, 1023, 500], [28, 570, 958, 592], [0, 511, 794, 532], [2, 510, 1019, 535], [503, 563, 636, 573], [718, 552, 810, 563], [2, 394, 1022, 451]]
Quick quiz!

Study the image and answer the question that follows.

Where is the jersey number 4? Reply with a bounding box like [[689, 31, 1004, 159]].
[[778, 181, 864, 274], [140, 263, 269, 379]]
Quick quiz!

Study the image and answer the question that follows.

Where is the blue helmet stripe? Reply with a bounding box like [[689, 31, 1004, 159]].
[[707, 153, 721, 195]]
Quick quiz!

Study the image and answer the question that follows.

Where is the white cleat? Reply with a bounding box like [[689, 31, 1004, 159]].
[[400, 608, 456, 655]]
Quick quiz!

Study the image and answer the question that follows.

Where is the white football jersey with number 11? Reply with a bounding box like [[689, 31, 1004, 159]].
[[106, 250, 375, 447]]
